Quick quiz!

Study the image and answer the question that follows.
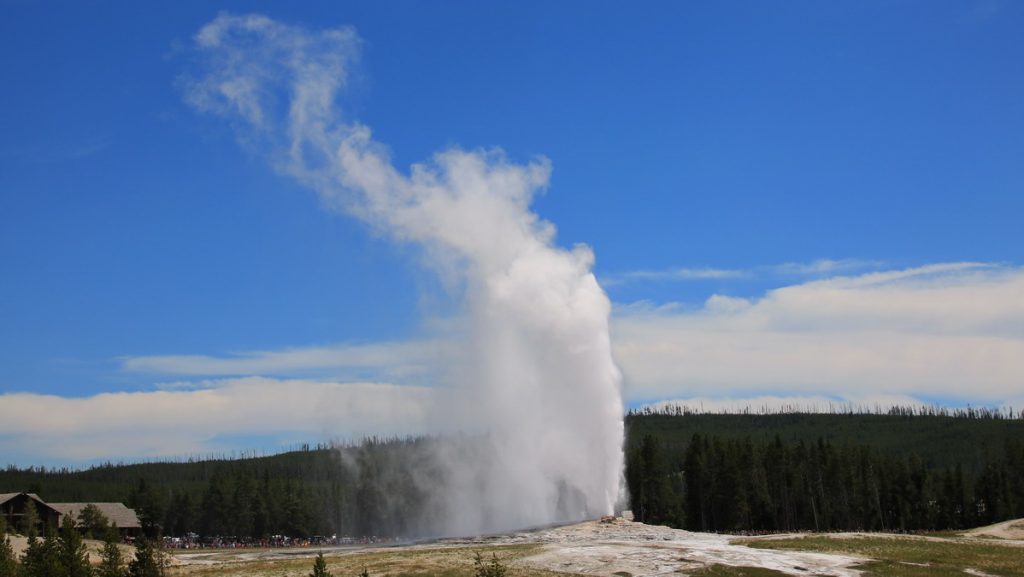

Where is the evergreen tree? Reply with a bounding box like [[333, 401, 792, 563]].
[[20, 534, 41, 576], [57, 514, 92, 577], [746, 441, 773, 530], [624, 443, 645, 523], [472, 552, 507, 577], [683, 434, 708, 531], [127, 537, 164, 577], [309, 552, 332, 577], [282, 482, 312, 538], [128, 479, 164, 538], [22, 522, 62, 577], [163, 492, 193, 538], [78, 504, 111, 540], [635, 434, 681, 526], [231, 475, 256, 538], [20, 500, 40, 537], [0, 534, 19, 577], [200, 475, 229, 537], [96, 526, 126, 577], [354, 466, 383, 539], [1008, 439, 1024, 519], [250, 493, 269, 539]]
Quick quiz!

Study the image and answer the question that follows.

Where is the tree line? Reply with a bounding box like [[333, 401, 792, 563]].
[[625, 410, 1024, 473], [626, 432, 1024, 532], [635, 403, 1021, 419], [2, 437, 446, 540], [3, 411, 1022, 540]]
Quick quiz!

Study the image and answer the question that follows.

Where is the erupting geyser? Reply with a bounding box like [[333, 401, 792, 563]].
[[185, 14, 625, 535]]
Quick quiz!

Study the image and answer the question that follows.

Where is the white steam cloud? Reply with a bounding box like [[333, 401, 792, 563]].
[[183, 14, 624, 534]]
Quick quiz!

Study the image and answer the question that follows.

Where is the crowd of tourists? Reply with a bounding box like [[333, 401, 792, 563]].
[[159, 533, 397, 549]]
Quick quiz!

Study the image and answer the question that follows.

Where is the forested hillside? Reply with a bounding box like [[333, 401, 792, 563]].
[[1, 438, 440, 540], [625, 407, 1024, 533], [626, 405, 1023, 472], [2, 409, 1022, 539]]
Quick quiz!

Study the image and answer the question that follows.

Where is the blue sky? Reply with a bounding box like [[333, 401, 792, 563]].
[[1, 1, 1023, 465]]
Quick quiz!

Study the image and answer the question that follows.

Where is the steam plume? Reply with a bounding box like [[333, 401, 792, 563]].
[[184, 14, 624, 535]]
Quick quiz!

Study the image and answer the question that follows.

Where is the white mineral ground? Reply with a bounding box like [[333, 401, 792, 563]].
[[964, 518, 1024, 541], [462, 519, 864, 577]]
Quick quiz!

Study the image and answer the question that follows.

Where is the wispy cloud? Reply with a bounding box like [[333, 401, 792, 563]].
[[602, 267, 747, 286], [603, 258, 883, 286], [121, 339, 454, 382], [612, 262, 1024, 405], [768, 258, 884, 276]]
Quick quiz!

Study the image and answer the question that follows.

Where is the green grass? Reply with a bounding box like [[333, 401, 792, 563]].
[[741, 535, 1024, 577]]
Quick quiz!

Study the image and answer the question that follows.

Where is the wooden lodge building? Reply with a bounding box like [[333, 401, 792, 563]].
[[0, 492, 141, 535], [0, 493, 60, 530]]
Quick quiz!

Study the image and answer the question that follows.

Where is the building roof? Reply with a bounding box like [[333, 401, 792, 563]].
[[0, 492, 45, 506], [48, 503, 141, 529], [1, 493, 138, 529]]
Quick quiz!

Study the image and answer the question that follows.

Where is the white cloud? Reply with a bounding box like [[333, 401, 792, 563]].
[[122, 339, 453, 381], [768, 258, 884, 276], [612, 263, 1024, 406], [0, 378, 432, 464]]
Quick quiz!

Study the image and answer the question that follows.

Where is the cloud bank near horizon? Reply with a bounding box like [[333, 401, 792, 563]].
[[2, 261, 1021, 465], [0, 378, 432, 463], [614, 262, 1024, 405]]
